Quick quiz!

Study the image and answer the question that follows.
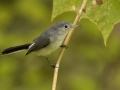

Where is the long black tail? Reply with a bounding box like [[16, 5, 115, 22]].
[[2, 43, 31, 55]]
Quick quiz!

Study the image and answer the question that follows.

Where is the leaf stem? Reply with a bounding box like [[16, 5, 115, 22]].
[[52, 0, 88, 90]]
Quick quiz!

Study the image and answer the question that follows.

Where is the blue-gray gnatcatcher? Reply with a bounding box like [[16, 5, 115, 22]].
[[2, 21, 78, 68]]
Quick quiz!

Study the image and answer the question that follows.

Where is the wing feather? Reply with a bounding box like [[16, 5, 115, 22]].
[[26, 34, 50, 55]]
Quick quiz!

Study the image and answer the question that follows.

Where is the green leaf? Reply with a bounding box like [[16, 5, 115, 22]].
[[52, 0, 120, 46], [82, 0, 120, 46], [52, 0, 83, 20]]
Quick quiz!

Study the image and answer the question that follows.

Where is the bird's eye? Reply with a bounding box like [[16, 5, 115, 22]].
[[64, 25, 68, 28]]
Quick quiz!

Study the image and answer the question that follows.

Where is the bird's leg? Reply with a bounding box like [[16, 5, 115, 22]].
[[60, 44, 68, 49], [45, 56, 56, 68]]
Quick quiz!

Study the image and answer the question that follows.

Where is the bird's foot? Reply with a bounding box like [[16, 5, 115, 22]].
[[60, 45, 68, 49]]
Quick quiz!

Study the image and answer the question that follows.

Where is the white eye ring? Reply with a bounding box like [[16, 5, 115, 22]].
[[64, 25, 68, 28]]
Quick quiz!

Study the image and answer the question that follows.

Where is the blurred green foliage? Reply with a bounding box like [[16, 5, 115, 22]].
[[0, 0, 120, 90]]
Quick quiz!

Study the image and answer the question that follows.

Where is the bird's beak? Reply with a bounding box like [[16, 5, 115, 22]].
[[72, 24, 80, 28]]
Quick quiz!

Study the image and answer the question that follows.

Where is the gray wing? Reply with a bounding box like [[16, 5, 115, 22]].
[[26, 34, 50, 55]]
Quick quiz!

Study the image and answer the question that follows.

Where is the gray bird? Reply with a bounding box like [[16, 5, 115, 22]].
[[2, 21, 78, 68]]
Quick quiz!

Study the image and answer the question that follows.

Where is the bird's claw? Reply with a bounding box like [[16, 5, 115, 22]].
[[60, 45, 68, 49], [51, 64, 58, 69]]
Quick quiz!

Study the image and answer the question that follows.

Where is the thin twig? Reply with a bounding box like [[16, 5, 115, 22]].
[[52, 0, 88, 90]]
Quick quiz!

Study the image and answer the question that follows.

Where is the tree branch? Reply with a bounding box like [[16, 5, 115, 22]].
[[52, 0, 88, 90]]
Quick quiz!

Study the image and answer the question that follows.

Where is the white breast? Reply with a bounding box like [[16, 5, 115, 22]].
[[34, 32, 67, 56]]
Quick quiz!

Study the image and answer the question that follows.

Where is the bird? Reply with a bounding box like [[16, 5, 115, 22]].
[[1, 21, 78, 68]]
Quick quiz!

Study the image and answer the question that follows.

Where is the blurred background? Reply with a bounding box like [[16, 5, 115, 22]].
[[0, 0, 120, 90]]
